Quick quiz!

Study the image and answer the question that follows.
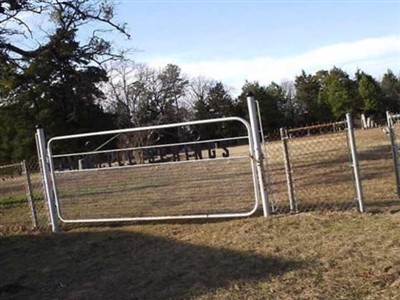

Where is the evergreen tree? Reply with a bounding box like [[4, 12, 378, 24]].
[[294, 70, 329, 123], [381, 69, 400, 112], [318, 67, 360, 119], [194, 82, 237, 139], [0, 0, 128, 162], [356, 71, 385, 117], [238, 81, 284, 131]]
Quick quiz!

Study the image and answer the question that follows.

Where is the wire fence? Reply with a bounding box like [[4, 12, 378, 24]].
[[0, 160, 49, 232], [264, 122, 357, 214], [263, 117, 400, 214], [2, 114, 400, 230], [285, 122, 357, 212]]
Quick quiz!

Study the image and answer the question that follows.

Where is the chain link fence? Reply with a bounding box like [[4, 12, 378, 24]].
[[264, 115, 400, 214], [0, 160, 49, 232], [264, 121, 360, 214]]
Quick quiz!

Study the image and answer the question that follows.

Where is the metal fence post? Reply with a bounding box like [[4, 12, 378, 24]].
[[386, 111, 400, 196], [346, 113, 365, 212], [36, 125, 59, 232], [280, 128, 297, 212], [21, 160, 38, 228], [246, 93, 271, 217]]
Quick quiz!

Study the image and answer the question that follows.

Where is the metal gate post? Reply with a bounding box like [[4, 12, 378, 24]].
[[386, 111, 400, 196], [346, 113, 365, 212], [280, 128, 297, 212], [36, 125, 59, 232], [21, 160, 38, 228], [246, 93, 271, 217]]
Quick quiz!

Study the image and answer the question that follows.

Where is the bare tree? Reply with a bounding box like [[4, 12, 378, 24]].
[[186, 76, 216, 110]]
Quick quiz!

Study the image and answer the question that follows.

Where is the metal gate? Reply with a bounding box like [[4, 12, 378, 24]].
[[37, 101, 270, 232], [266, 114, 364, 213]]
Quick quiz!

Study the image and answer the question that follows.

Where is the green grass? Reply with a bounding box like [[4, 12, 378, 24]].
[[0, 193, 44, 207], [1, 213, 400, 299], [0, 195, 27, 206]]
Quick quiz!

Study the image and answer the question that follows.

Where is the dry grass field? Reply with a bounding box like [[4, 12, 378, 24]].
[[54, 155, 256, 220], [1, 213, 400, 299]]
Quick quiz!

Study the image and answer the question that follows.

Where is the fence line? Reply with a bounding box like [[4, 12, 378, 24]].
[[2, 113, 400, 230]]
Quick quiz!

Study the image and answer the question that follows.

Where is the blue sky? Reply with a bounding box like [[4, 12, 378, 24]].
[[112, 0, 400, 92]]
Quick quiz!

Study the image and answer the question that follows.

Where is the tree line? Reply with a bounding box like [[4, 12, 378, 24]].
[[1, 0, 399, 164], [104, 62, 400, 136]]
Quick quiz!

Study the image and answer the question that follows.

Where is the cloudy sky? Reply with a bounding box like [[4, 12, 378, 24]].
[[116, 0, 400, 93]]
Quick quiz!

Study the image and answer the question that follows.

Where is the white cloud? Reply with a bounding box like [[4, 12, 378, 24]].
[[145, 35, 400, 94]]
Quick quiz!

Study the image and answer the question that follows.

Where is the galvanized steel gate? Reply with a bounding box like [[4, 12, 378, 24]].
[[37, 96, 269, 232]]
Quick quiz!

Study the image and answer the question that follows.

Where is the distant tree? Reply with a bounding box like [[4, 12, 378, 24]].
[[157, 64, 189, 123], [104, 64, 189, 146], [318, 67, 360, 119], [238, 81, 284, 131], [193, 81, 237, 139], [122, 64, 188, 127], [187, 76, 215, 114], [277, 80, 299, 126], [294, 70, 327, 123], [103, 60, 143, 128], [381, 69, 400, 112], [356, 71, 385, 117]]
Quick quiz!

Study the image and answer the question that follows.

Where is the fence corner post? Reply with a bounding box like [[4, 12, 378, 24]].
[[36, 124, 59, 233], [346, 113, 365, 213], [246, 92, 271, 217]]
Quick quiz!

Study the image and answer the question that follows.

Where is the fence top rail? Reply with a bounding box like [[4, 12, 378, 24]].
[[48, 117, 250, 143], [0, 162, 22, 170], [287, 120, 347, 133], [51, 135, 249, 158]]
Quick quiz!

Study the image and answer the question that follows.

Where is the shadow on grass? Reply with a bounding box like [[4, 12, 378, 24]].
[[0, 230, 305, 300]]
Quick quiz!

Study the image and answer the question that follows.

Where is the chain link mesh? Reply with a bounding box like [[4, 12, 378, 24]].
[[0, 160, 49, 232], [264, 122, 359, 213], [263, 131, 290, 213], [287, 123, 357, 211], [356, 127, 398, 211]]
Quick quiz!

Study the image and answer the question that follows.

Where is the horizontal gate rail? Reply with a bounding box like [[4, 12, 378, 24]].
[[51, 135, 249, 159]]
